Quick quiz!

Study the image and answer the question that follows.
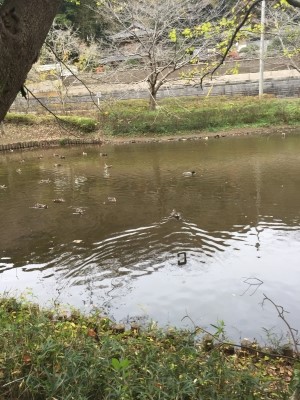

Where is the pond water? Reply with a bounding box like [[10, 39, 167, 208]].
[[1, 134, 300, 340]]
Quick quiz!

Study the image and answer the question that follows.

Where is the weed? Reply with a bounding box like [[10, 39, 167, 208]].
[[100, 96, 300, 136], [0, 296, 297, 399], [59, 116, 98, 133]]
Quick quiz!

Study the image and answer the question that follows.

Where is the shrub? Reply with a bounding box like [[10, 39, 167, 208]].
[[5, 113, 38, 125], [59, 116, 98, 133]]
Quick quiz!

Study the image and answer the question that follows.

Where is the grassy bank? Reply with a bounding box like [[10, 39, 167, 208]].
[[4, 113, 98, 133], [3, 96, 300, 144], [100, 96, 300, 136], [0, 297, 298, 400]]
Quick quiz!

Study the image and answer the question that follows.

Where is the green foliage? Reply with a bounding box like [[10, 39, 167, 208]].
[[56, 0, 108, 41], [100, 97, 300, 136], [4, 113, 98, 134], [0, 296, 296, 400], [59, 115, 98, 132], [4, 113, 38, 125]]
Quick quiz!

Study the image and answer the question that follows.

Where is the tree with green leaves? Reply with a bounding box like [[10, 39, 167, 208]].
[[57, 0, 108, 42], [199, 0, 300, 85]]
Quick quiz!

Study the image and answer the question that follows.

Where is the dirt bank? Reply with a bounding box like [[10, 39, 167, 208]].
[[0, 123, 298, 150]]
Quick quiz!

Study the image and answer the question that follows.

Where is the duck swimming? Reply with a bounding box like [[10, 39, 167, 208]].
[[53, 198, 65, 203], [182, 171, 196, 177], [170, 209, 182, 220], [32, 203, 48, 209]]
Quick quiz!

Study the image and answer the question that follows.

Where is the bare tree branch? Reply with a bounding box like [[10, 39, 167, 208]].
[[45, 43, 102, 113], [97, 0, 223, 109], [200, 0, 263, 88], [24, 85, 82, 138], [262, 293, 299, 355], [181, 314, 297, 360]]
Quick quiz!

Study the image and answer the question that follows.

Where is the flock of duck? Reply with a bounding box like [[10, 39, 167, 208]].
[[0, 150, 197, 215]]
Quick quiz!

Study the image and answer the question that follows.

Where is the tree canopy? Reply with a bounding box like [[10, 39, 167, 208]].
[[1, 0, 300, 122]]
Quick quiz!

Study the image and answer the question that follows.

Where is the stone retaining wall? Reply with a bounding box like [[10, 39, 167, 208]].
[[0, 138, 102, 152]]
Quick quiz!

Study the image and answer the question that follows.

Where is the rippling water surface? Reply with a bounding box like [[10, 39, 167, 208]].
[[1, 134, 300, 339]]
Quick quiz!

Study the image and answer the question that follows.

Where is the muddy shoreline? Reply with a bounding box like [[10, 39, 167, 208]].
[[0, 124, 298, 151]]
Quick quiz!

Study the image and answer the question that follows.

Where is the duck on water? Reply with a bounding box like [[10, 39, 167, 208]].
[[182, 171, 196, 177]]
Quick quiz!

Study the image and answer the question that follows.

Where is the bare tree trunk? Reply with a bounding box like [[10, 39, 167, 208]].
[[148, 78, 158, 110], [0, 0, 62, 122], [149, 91, 157, 111]]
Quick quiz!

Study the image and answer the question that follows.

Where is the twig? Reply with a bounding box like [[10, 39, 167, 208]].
[[23, 86, 82, 138], [200, 0, 262, 88], [45, 43, 102, 113], [181, 315, 297, 361], [262, 293, 299, 355]]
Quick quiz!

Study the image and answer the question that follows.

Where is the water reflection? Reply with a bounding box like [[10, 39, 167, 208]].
[[1, 135, 300, 339]]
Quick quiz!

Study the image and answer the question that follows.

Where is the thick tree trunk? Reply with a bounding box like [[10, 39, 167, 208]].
[[0, 0, 62, 122]]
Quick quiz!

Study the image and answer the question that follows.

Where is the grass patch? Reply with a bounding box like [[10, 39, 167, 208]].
[[59, 116, 98, 133], [4, 113, 98, 133], [5, 97, 300, 137], [4, 113, 38, 125], [99, 96, 300, 136], [0, 296, 298, 400]]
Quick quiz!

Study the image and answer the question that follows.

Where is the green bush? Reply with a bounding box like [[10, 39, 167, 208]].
[[59, 116, 98, 133], [5, 113, 38, 125]]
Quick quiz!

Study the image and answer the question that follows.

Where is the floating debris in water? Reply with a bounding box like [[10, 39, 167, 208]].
[[82, 152, 87, 156], [0, 185, 7, 189], [39, 179, 51, 184], [107, 197, 116, 203], [16, 169, 22, 174], [177, 251, 187, 266], [73, 239, 83, 244], [104, 163, 112, 169]]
